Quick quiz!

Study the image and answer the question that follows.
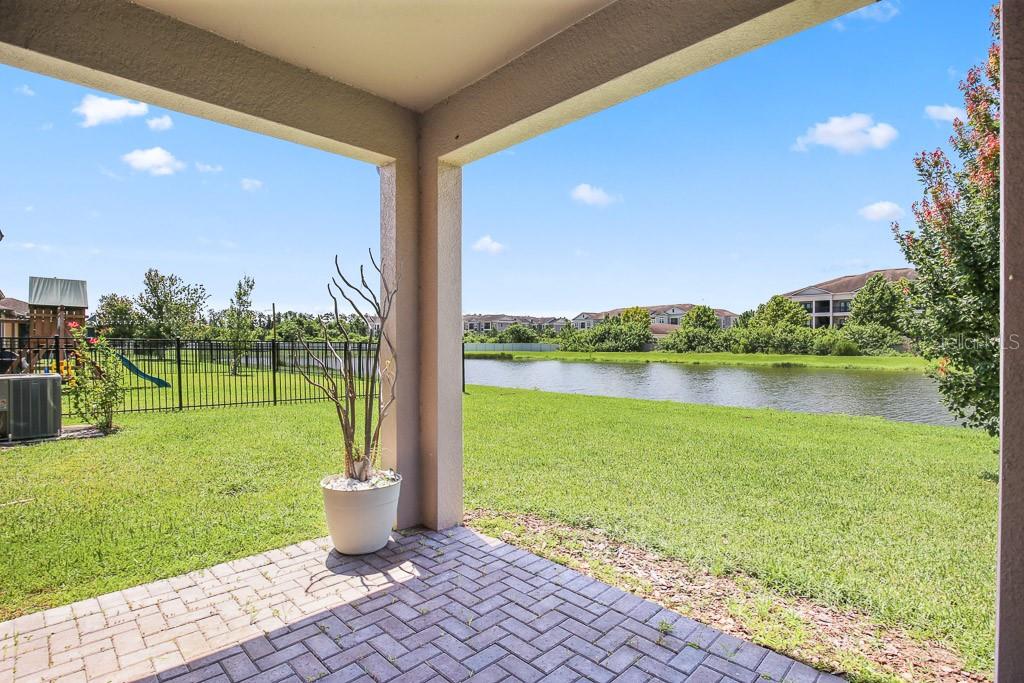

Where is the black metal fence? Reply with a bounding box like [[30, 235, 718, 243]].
[[0, 336, 373, 416]]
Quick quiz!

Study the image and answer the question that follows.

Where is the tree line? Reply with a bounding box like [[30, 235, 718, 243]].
[[89, 269, 372, 344]]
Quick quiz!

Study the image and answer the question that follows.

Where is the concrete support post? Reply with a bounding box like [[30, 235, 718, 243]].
[[379, 160, 424, 529], [998, 2, 1024, 679], [379, 157, 463, 531], [418, 161, 464, 530]]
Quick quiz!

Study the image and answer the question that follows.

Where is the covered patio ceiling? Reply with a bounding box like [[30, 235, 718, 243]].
[[132, 0, 617, 112]]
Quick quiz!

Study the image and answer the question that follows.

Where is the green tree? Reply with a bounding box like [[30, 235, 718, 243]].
[[680, 305, 720, 331], [136, 269, 209, 339], [91, 293, 142, 338], [224, 276, 256, 375], [734, 309, 755, 328], [274, 312, 323, 342], [750, 295, 809, 328], [496, 323, 539, 343], [619, 306, 652, 328], [893, 8, 1000, 434], [849, 273, 908, 331]]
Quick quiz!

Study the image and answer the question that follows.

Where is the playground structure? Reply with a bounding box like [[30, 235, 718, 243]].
[[117, 353, 171, 388]]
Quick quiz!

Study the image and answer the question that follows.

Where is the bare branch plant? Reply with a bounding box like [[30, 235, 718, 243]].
[[297, 251, 397, 482]]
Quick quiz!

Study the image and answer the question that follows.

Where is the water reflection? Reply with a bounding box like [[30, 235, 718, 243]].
[[465, 359, 956, 426]]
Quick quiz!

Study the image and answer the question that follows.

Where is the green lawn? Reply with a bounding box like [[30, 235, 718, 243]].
[[465, 350, 929, 372], [0, 388, 996, 671]]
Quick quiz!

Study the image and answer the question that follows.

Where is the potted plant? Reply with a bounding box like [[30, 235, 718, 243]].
[[299, 252, 400, 555]]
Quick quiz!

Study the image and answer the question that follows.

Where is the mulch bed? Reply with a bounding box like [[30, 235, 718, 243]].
[[0, 424, 110, 449], [464, 508, 988, 683]]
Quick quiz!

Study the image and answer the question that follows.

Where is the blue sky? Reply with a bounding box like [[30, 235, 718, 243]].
[[0, 0, 992, 317]]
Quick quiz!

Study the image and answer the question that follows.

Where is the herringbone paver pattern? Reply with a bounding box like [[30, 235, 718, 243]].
[[0, 527, 845, 683]]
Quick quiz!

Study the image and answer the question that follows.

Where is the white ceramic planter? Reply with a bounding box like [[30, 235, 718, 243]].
[[321, 475, 402, 555]]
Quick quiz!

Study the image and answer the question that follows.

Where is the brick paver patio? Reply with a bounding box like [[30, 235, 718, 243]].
[[0, 527, 844, 683]]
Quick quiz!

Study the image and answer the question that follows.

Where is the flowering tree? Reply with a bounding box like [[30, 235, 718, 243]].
[[64, 322, 127, 433], [893, 7, 1000, 434]]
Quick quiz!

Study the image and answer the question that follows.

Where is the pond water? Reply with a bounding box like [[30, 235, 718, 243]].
[[465, 358, 957, 426]]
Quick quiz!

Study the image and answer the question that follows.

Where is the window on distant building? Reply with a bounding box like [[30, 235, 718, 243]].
[[834, 300, 851, 313], [801, 302, 813, 313]]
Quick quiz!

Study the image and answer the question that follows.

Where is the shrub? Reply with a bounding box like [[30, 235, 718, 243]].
[[771, 324, 815, 355], [830, 339, 861, 356], [64, 323, 127, 433], [496, 323, 539, 343], [660, 326, 723, 353], [811, 327, 842, 356], [840, 322, 901, 356], [561, 316, 652, 352]]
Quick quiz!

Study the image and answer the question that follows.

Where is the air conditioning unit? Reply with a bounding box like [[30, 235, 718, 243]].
[[0, 375, 62, 441]]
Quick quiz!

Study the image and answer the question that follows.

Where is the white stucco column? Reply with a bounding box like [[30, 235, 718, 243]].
[[379, 160, 422, 529], [379, 155, 462, 531], [417, 161, 464, 530]]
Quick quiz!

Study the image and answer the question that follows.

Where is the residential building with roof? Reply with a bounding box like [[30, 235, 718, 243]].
[[463, 314, 569, 334], [0, 288, 30, 343], [782, 267, 916, 329], [571, 304, 739, 331]]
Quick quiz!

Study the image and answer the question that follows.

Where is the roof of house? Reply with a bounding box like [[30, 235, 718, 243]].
[[27, 277, 89, 308], [463, 314, 568, 324], [784, 268, 917, 296], [583, 304, 739, 320], [0, 297, 29, 317]]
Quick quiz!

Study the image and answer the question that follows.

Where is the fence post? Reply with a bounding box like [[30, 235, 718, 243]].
[[53, 334, 61, 374], [271, 339, 278, 405], [462, 342, 466, 394], [175, 338, 183, 410]]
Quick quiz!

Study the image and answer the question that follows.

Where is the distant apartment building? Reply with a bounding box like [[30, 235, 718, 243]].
[[463, 314, 569, 333], [782, 267, 916, 329], [571, 304, 739, 332]]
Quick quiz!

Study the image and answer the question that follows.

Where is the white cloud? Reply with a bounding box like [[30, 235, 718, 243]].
[[74, 94, 148, 127], [925, 104, 966, 123], [570, 183, 619, 207], [16, 242, 52, 252], [99, 165, 124, 181], [854, 0, 899, 22], [240, 178, 263, 192], [793, 113, 898, 154], [121, 147, 185, 176], [38, 122, 54, 131], [472, 235, 506, 254], [15, 85, 35, 96], [858, 201, 904, 221], [24, 205, 33, 213], [195, 162, 223, 173], [146, 114, 173, 131]]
